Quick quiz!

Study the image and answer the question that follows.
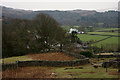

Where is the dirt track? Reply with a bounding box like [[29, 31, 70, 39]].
[[26, 52, 76, 61]]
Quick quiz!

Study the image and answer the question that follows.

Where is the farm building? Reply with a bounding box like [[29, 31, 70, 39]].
[[69, 28, 84, 34], [69, 28, 78, 33]]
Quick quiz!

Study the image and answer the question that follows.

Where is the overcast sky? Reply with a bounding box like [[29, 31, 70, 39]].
[[1, 0, 119, 12]]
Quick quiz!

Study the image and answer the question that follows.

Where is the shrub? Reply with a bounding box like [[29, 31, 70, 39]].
[[80, 51, 92, 57]]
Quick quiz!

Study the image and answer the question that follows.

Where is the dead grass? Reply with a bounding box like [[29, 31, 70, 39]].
[[108, 71, 119, 75], [2, 52, 76, 78], [2, 66, 54, 78], [26, 52, 76, 61]]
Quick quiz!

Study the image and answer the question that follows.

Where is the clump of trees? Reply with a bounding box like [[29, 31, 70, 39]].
[[3, 19, 31, 57], [79, 51, 93, 57], [3, 13, 65, 58], [70, 31, 79, 43]]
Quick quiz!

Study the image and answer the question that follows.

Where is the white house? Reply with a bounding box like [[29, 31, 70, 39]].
[[69, 28, 78, 33], [78, 31, 84, 34], [69, 28, 84, 34]]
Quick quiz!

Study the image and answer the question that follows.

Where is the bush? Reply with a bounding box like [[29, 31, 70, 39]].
[[80, 51, 92, 57]]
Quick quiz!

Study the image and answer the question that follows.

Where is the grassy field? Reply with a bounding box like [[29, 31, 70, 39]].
[[52, 65, 118, 78], [77, 27, 119, 47], [78, 34, 119, 47], [95, 28, 119, 32], [26, 52, 76, 61], [51, 57, 118, 78], [92, 37, 119, 47], [0, 56, 32, 64], [1, 52, 76, 64], [86, 27, 119, 36], [78, 34, 108, 42], [87, 32, 118, 36]]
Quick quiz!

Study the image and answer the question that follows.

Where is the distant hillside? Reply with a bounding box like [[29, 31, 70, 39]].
[[2, 6, 118, 27]]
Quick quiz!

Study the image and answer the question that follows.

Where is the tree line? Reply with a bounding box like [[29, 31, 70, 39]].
[[3, 6, 118, 28]]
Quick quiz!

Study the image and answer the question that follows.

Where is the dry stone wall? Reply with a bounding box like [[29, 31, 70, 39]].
[[2, 51, 89, 70]]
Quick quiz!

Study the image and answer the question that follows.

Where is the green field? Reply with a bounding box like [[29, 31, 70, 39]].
[[87, 32, 118, 36], [78, 34, 108, 42], [52, 57, 118, 78], [0, 56, 32, 64], [78, 33, 119, 48], [87, 27, 119, 36], [51, 57, 118, 78], [95, 28, 119, 32], [77, 27, 119, 48], [92, 37, 119, 47], [53, 65, 118, 78]]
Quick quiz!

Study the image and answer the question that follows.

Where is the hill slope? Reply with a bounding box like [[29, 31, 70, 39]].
[[2, 6, 118, 27]]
